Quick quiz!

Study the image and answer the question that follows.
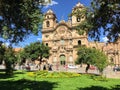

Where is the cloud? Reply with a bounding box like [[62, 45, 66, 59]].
[[2, 42, 10, 47], [102, 37, 109, 43], [37, 38, 42, 41], [44, 0, 58, 8]]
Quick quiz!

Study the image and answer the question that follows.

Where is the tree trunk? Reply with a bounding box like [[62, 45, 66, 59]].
[[5, 61, 13, 75], [99, 69, 104, 76], [85, 64, 90, 73]]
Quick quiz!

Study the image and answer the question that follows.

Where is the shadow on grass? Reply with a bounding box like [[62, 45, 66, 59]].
[[0, 70, 25, 79], [78, 85, 120, 90], [0, 79, 58, 90], [0, 73, 14, 79]]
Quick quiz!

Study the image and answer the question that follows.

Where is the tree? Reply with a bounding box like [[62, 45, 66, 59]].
[[4, 46, 17, 75], [75, 0, 120, 42], [23, 42, 50, 64], [0, 0, 43, 43], [0, 43, 17, 75], [14, 48, 24, 66], [76, 46, 108, 74]]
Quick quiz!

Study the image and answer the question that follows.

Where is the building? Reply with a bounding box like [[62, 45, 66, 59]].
[[42, 2, 120, 66]]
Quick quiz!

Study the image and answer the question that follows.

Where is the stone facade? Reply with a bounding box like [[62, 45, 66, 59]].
[[42, 2, 120, 66]]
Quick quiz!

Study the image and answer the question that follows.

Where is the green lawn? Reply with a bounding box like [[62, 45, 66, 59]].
[[0, 70, 120, 90]]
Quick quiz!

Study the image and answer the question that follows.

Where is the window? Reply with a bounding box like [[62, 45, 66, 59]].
[[110, 57, 114, 63], [47, 16, 49, 19], [45, 35, 49, 38], [46, 21, 50, 27], [60, 55, 66, 65], [46, 43, 48, 46], [77, 17, 81, 22], [78, 40, 81, 45]]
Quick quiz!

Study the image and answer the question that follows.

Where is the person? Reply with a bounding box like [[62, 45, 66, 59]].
[[26, 63, 30, 71], [65, 64, 68, 71], [48, 64, 52, 71], [113, 65, 117, 72], [85, 63, 90, 73]]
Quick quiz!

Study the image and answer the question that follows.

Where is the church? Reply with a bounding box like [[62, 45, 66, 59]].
[[42, 2, 120, 66]]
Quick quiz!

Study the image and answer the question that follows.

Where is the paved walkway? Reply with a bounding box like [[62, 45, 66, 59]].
[[103, 66, 120, 79], [52, 65, 120, 79]]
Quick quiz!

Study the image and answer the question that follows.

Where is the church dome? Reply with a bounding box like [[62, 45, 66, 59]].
[[44, 9, 56, 19], [72, 2, 84, 10], [46, 9, 54, 14], [59, 20, 66, 23], [76, 2, 84, 7]]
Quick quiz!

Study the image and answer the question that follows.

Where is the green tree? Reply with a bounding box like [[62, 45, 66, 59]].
[[75, 0, 120, 41], [0, 43, 17, 75], [15, 48, 24, 65], [23, 42, 50, 64], [76, 46, 108, 74], [0, 0, 43, 43]]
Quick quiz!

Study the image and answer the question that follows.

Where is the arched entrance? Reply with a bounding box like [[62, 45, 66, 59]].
[[59, 54, 66, 65]]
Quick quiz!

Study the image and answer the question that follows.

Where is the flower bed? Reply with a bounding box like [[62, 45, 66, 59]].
[[27, 71, 80, 78]]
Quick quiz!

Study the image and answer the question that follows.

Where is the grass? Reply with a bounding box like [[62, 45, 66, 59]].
[[0, 70, 120, 90]]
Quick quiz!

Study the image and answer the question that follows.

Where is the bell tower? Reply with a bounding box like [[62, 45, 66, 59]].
[[71, 2, 85, 26], [42, 9, 57, 31]]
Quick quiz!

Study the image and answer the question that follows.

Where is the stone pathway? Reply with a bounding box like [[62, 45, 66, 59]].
[[52, 65, 120, 79]]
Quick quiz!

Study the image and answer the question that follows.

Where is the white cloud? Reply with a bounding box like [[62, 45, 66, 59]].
[[102, 37, 109, 43], [2, 42, 10, 47], [44, 0, 58, 8]]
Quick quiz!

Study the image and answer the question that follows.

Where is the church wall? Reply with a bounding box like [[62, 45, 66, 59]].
[[42, 3, 120, 66]]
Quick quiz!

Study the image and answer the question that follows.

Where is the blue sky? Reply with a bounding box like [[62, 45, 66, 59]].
[[4, 0, 107, 47]]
